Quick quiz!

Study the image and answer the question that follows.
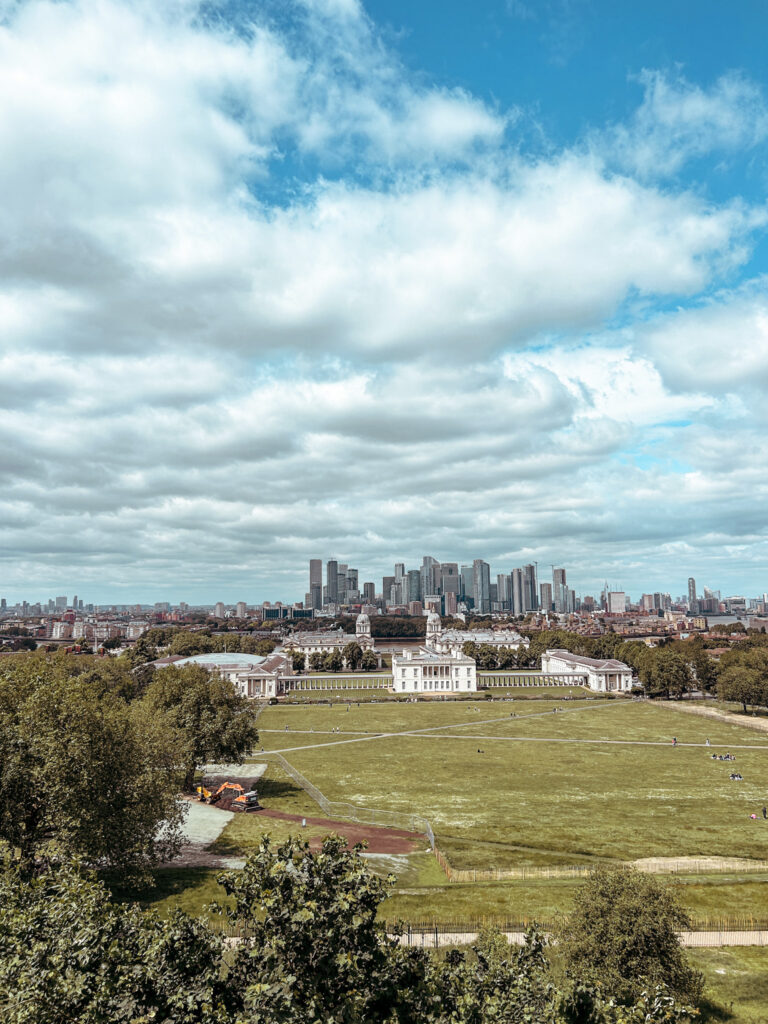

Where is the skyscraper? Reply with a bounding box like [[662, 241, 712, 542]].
[[688, 577, 697, 612], [420, 556, 439, 601], [540, 582, 553, 612], [326, 560, 338, 604], [363, 582, 376, 604], [511, 568, 524, 616], [522, 564, 538, 612], [553, 567, 567, 613], [473, 559, 491, 614]]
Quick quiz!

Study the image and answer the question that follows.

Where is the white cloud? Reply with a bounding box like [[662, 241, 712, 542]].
[[639, 284, 768, 394], [604, 69, 768, 177], [0, 0, 767, 600]]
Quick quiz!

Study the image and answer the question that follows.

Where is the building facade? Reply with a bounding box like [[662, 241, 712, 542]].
[[540, 650, 633, 692], [391, 646, 477, 694]]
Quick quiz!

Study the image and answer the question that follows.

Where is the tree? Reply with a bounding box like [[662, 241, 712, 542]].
[[0, 661, 184, 877], [557, 868, 702, 1005], [144, 664, 259, 789], [0, 840, 698, 1024], [342, 640, 363, 669], [309, 651, 325, 671], [324, 648, 344, 673], [689, 646, 719, 692], [0, 863, 232, 1024], [360, 648, 378, 671], [717, 648, 768, 712], [220, 834, 433, 1023], [647, 648, 692, 699], [289, 649, 306, 672]]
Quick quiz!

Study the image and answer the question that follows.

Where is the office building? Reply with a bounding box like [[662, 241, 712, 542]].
[[309, 560, 322, 608], [540, 582, 553, 612], [473, 559, 491, 614], [326, 560, 338, 605], [522, 564, 538, 612]]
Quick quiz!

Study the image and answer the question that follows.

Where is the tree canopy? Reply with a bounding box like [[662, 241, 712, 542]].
[[0, 654, 184, 877], [144, 663, 260, 789], [557, 867, 702, 1005], [0, 841, 699, 1024]]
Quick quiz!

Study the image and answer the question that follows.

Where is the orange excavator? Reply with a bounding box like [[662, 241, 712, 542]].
[[196, 780, 260, 811]]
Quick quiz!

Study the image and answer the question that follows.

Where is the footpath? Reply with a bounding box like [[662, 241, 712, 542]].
[[393, 928, 768, 949]]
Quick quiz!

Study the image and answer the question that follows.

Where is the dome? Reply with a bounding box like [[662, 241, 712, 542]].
[[356, 612, 371, 636]]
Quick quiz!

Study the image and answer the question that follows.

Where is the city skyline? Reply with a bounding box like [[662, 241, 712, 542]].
[[0, 556, 762, 609], [2, 1, 768, 600]]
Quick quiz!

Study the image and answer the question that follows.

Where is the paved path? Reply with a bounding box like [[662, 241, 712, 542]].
[[393, 929, 768, 949]]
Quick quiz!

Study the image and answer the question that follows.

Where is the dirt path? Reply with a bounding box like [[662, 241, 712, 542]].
[[253, 807, 426, 854], [656, 700, 768, 734]]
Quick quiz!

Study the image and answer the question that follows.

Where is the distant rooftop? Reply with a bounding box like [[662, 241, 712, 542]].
[[174, 652, 266, 669]]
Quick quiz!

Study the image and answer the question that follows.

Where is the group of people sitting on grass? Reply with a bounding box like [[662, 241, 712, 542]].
[[711, 752, 736, 761]]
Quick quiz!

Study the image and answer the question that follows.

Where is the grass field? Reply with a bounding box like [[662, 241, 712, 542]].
[[114, 697, 768, 954], [254, 700, 768, 868]]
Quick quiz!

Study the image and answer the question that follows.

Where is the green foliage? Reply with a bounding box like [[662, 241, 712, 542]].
[[144, 663, 260, 788], [324, 648, 344, 672], [342, 640, 363, 669], [220, 834, 434, 1022], [0, 863, 232, 1024], [717, 647, 768, 711], [309, 650, 326, 671], [360, 648, 378, 671], [289, 648, 306, 672], [0, 656, 184, 876], [0, 841, 699, 1024], [557, 868, 703, 1006]]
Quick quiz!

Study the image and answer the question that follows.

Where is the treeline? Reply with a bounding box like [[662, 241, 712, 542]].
[[0, 651, 258, 879], [0, 836, 701, 1024], [335, 615, 427, 637], [291, 641, 379, 673]]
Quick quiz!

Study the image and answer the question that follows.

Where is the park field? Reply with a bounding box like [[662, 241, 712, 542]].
[[253, 698, 768, 864], [121, 697, 768, 937]]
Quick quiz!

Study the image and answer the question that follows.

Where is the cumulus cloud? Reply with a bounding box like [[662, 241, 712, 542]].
[[604, 69, 768, 177], [1, 0, 767, 600]]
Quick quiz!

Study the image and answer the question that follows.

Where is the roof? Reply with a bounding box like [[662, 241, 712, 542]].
[[440, 628, 526, 645], [174, 652, 266, 669], [545, 649, 630, 671], [393, 645, 474, 665]]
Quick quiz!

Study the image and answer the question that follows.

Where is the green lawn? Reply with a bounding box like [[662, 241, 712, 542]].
[[693, 947, 768, 1023], [255, 700, 768, 866], [110, 700, 768, 942]]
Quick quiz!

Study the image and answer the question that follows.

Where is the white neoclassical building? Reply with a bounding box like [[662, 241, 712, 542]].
[[540, 650, 633, 692], [284, 613, 380, 670], [391, 645, 477, 694], [425, 610, 529, 656], [170, 651, 295, 698]]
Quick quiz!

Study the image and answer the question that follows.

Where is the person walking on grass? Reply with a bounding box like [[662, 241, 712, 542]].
[[673, 737, 677, 746], [762, 807, 767, 820]]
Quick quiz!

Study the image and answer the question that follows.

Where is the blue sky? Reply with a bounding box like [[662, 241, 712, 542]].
[[1, 0, 767, 604]]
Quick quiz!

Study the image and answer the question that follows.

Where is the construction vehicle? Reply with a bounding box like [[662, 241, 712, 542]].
[[196, 780, 260, 811], [232, 789, 260, 812]]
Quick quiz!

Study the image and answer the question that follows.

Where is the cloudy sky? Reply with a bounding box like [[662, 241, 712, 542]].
[[2, 0, 768, 605]]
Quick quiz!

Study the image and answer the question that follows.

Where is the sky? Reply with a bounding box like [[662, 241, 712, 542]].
[[2, 0, 768, 605]]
